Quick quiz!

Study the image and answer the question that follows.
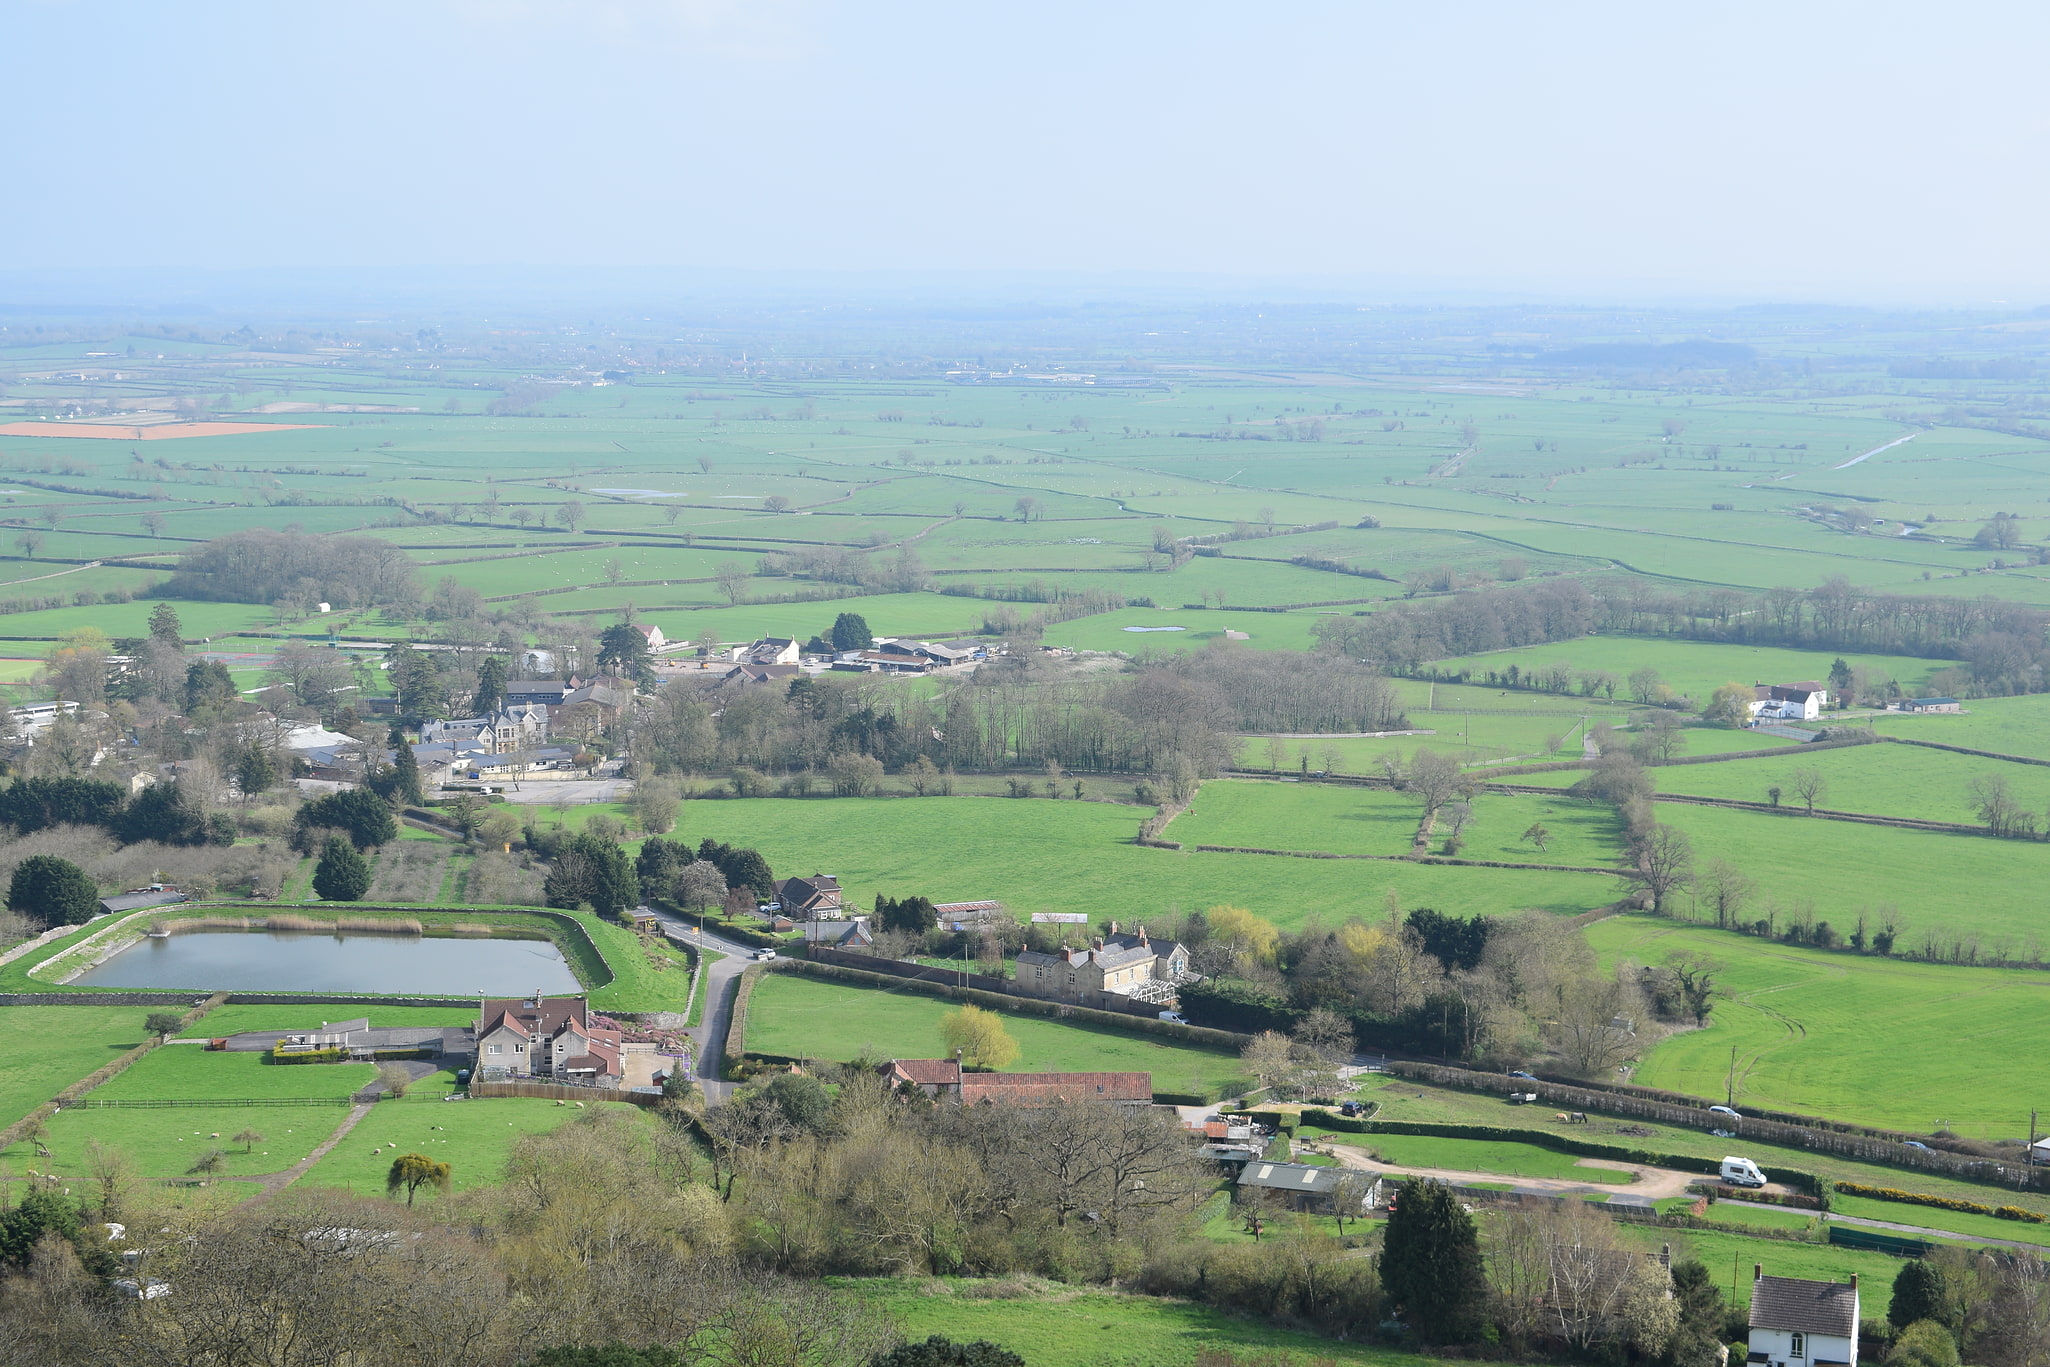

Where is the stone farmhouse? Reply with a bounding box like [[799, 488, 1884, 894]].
[[1747, 1266, 1858, 1367], [1015, 922, 1192, 1007], [476, 996, 624, 1085], [882, 1057, 1152, 1105], [421, 703, 550, 755]]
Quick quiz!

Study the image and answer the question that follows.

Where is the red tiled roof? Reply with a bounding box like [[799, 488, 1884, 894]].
[[886, 1058, 962, 1086], [958, 1071, 1152, 1104]]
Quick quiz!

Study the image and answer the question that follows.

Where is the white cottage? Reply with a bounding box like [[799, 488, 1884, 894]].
[[1747, 1267, 1858, 1367]]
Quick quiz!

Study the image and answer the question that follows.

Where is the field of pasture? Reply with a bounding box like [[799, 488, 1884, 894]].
[[1588, 916, 2050, 1136]]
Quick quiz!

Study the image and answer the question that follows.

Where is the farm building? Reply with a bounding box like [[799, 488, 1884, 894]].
[[1901, 697, 1960, 713], [1234, 1161, 1377, 1215], [1015, 922, 1193, 1007], [1747, 1267, 1858, 1367]]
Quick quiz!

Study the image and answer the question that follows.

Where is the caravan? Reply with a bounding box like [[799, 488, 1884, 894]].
[[1719, 1156, 1767, 1189]]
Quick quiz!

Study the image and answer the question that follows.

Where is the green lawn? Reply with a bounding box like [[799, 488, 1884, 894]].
[[1868, 693, 2050, 761], [87, 1046, 378, 1100], [1589, 916, 2050, 1137], [1700, 1201, 1817, 1232], [836, 1278, 1453, 1367], [294, 1093, 649, 1195], [0, 1005, 149, 1127], [745, 972, 1250, 1098]]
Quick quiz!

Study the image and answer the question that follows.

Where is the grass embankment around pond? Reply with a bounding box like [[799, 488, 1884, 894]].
[[1, 904, 691, 1013]]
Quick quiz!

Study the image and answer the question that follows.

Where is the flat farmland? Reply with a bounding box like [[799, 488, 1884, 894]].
[[1640, 740, 2050, 824], [1869, 694, 2050, 760], [1166, 780, 1629, 869], [0, 1005, 149, 1127], [87, 1046, 378, 1100], [1588, 916, 2050, 1135], [650, 793, 1622, 928], [1650, 800, 2050, 948], [1430, 636, 1946, 706], [294, 1094, 650, 1195], [744, 972, 1249, 1096], [3, 1102, 346, 1183]]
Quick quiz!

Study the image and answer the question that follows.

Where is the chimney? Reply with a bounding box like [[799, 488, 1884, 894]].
[[1753, 1264, 1762, 1282], [1091, 936, 1104, 952], [1850, 1273, 1858, 1291], [1107, 920, 1120, 937]]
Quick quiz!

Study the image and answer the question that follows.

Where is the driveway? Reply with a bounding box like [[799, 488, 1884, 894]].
[[1309, 1138, 1796, 1202], [650, 913, 756, 1103], [498, 778, 632, 805]]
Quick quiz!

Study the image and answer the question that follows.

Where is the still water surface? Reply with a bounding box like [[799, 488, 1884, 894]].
[[74, 930, 582, 995]]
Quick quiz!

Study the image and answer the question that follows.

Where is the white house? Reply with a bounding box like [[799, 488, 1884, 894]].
[[1747, 1267, 1858, 1367], [1749, 683, 1828, 722]]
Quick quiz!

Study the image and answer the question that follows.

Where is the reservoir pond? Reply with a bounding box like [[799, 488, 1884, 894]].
[[73, 930, 582, 996]]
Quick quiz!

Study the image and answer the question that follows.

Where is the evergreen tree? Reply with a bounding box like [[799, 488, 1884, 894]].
[[7, 855, 100, 927], [597, 622, 656, 689], [1828, 656, 1855, 708], [635, 835, 690, 889], [1667, 1260, 1728, 1367], [545, 832, 639, 917], [313, 836, 371, 902], [297, 787, 399, 849], [1378, 1177, 1486, 1343], [717, 846, 776, 899], [831, 612, 874, 652], [184, 658, 238, 712], [234, 746, 279, 796], [1890, 1258, 1963, 1331], [147, 601, 183, 646], [115, 782, 214, 846], [474, 655, 508, 715]]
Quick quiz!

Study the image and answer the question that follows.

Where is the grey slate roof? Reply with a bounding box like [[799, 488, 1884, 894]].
[[1236, 1161, 1343, 1195], [1748, 1274, 1858, 1337]]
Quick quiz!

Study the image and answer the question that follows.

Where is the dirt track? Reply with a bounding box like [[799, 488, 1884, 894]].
[[1310, 1138, 1795, 1201]]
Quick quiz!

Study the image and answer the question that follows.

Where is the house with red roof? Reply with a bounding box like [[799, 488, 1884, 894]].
[[476, 996, 624, 1084], [882, 1057, 1152, 1105]]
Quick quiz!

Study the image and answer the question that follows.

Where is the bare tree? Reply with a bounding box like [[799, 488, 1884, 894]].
[[1632, 823, 1694, 913], [714, 560, 750, 605], [1789, 766, 1828, 815]]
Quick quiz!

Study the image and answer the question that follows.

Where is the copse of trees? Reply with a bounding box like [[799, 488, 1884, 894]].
[[163, 528, 418, 610], [6, 853, 100, 927], [544, 833, 641, 918], [295, 788, 399, 851], [630, 835, 775, 903], [0, 776, 228, 848]]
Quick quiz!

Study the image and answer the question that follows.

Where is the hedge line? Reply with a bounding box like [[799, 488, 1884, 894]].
[[1296, 1112, 1824, 1196], [1833, 1181, 2048, 1223]]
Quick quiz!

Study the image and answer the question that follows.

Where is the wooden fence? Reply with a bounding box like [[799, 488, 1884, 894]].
[[468, 1080, 660, 1107]]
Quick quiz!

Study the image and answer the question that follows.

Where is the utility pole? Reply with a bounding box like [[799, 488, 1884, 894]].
[[1727, 1044, 1736, 1109]]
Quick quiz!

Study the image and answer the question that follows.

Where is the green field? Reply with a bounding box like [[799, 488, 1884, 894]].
[[1637, 738, 2050, 824], [0, 1005, 150, 1127], [87, 1045, 379, 1100], [1653, 1228, 1900, 1319], [174, 1004, 478, 1039], [1826, 1191, 2050, 1248], [640, 793, 1623, 930], [1589, 916, 2050, 1136], [1430, 637, 1948, 708], [2, 1101, 346, 1183], [1649, 800, 2050, 947], [1169, 780, 1629, 869], [744, 972, 1250, 1097], [838, 1278, 1452, 1367], [294, 1093, 648, 1195], [1304, 1131, 1640, 1184]]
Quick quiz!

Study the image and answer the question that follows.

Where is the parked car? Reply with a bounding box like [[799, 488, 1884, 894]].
[[1708, 1105, 1741, 1120], [1719, 1156, 1767, 1188], [1158, 1011, 1187, 1024], [752, 949, 777, 961], [1508, 1070, 1537, 1080], [1904, 1140, 1932, 1151]]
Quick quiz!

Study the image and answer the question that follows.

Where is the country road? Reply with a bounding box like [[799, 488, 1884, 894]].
[[651, 912, 754, 1102]]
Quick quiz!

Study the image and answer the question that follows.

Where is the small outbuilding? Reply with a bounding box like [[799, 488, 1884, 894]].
[[1901, 697, 1961, 714]]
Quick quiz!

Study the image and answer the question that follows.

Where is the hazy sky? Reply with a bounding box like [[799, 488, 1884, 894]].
[[9, 0, 2047, 300]]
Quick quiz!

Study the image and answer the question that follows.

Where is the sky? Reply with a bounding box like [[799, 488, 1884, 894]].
[[7, 0, 2049, 302]]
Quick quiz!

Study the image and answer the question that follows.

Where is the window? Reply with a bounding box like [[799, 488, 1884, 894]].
[[1789, 1334, 1805, 1360], [487, 1044, 502, 1055]]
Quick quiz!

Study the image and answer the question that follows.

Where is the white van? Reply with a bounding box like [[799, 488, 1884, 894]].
[[1719, 1156, 1767, 1189]]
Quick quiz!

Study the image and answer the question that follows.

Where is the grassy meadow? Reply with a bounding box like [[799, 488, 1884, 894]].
[[294, 1093, 649, 1195], [744, 972, 1250, 1097], [0, 1005, 150, 1127], [1588, 916, 2050, 1136]]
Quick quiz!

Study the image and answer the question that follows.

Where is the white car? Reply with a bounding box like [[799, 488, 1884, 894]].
[[753, 949, 778, 961], [1708, 1104, 1741, 1120]]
